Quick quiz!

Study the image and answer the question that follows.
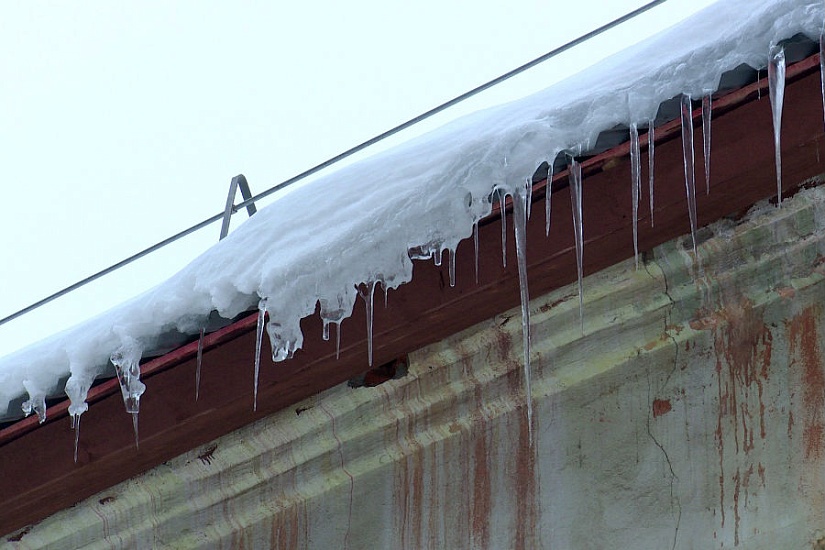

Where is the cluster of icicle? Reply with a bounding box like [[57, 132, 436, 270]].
[[18, 22, 825, 461], [196, 36, 795, 451]]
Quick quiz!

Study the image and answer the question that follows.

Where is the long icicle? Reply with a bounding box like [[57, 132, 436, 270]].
[[195, 327, 204, 401], [448, 248, 456, 287], [757, 69, 762, 100], [498, 188, 507, 267], [702, 93, 712, 195], [820, 27, 825, 133], [568, 154, 585, 330], [545, 161, 554, 236], [132, 412, 139, 450], [364, 281, 377, 366], [473, 220, 480, 284], [526, 176, 533, 220], [335, 322, 342, 360], [630, 122, 641, 270], [769, 44, 786, 206], [512, 179, 533, 445], [110, 340, 145, 450], [680, 94, 698, 253], [648, 120, 655, 227], [73, 414, 81, 463], [253, 298, 267, 411]]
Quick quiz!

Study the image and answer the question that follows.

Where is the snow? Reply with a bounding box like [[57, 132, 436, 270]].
[[1, 0, 823, 433]]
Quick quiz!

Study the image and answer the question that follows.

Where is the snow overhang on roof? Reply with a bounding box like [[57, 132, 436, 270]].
[[3, 0, 825, 535]]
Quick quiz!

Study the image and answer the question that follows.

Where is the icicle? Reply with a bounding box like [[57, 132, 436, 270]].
[[360, 281, 378, 366], [820, 28, 825, 133], [512, 178, 533, 444], [253, 298, 267, 411], [195, 327, 204, 401], [769, 44, 786, 206], [265, 317, 301, 362], [525, 176, 533, 220], [111, 338, 145, 449], [496, 187, 509, 268], [630, 123, 641, 270], [568, 153, 585, 329], [22, 383, 46, 424], [408, 241, 443, 264], [320, 294, 352, 360], [132, 412, 139, 449], [384, 283, 389, 308], [65, 375, 89, 461], [473, 220, 480, 284], [498, 188, 507, 267], [448, 248, 456, 287], [335, 323, 342, 360], [545, 163, 554, 237], [322, 320, 343, 357], [648, 121, 655, 227], [757, 69, 762, 100], [21, 395, 46, 424], [702, 93, 712, 195], [680, 94, 698, 253], [73, 413, 81, 463], [33, 397, 46, 424]]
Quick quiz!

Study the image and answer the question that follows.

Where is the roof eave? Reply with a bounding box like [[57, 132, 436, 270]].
[[1, 53, 823, 536]]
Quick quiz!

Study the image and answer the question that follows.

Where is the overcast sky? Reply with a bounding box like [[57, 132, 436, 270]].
[[0, 0, 718, 357]]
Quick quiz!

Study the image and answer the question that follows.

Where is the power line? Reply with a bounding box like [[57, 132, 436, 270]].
[[0, 0, 668, 329]]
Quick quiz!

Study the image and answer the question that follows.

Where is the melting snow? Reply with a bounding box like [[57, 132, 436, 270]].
[[1, 0, 823, 453]]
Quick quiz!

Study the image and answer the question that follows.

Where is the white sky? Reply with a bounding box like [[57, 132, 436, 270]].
[[0, 0, 718, 357]]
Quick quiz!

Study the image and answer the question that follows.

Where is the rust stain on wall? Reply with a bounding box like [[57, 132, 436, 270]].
[[269, 498, 307, 549], [498, 343, 538, 550], [787, 307, 825, 461], [652, 399, 672, 418], [714, 297, 772, 452], [470, 387, 492, 550], [410, 449, 424, 547], [426, 442, 441, 548], [732, 467, 742, 546], [690, 311, 720, 331], [513, 407, 538, 550], [711, 296, 773, 541], [393, 394, 425, 549], [776, 287, 796, 300]]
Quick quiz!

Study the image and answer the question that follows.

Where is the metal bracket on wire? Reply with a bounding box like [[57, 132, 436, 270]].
[[219, 174, 257, 240]]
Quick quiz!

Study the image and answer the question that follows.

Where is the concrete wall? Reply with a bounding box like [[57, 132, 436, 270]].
[[8, 186, 825, 549]]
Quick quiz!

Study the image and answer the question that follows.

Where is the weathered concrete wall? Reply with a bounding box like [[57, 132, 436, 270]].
[[8, 186, 825, 549]]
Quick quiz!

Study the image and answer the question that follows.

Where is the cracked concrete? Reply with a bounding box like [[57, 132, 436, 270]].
[[643, 252, 683, 550], [11, 188, 825, 548]]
